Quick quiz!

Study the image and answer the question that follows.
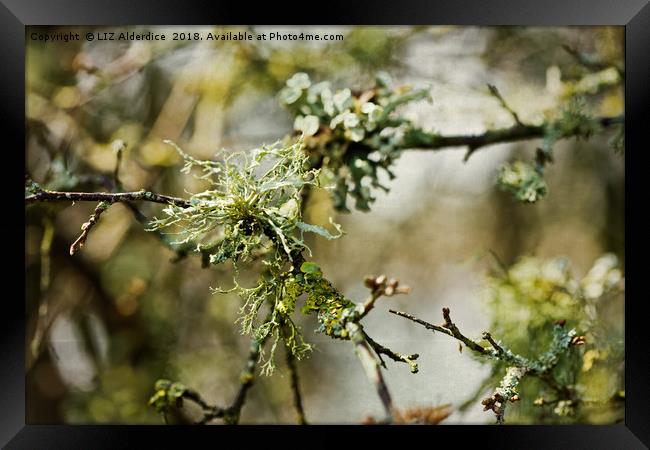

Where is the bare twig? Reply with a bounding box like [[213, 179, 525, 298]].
[[26, 178, 214, 264], [562, 44, 624, 77], [359, 275, 410, 320], [25, 189, 191, 208], [482, 331, 504, 355], [285, 346, 307, 425], [112, 139, 126, 190], [364, 332, 419, 373], [223, 338, 264, 424], [389, 308, 489, 355], [340, 275, 416, 422], [182, 389, 226, 424], [26, 184, 194, 257], [348, 322, 394, 422], [487, 84, 523, 126], [69, 201, 110, 255], [31, 217, 55, 359], [176, 337, 266, 425], [440, 307, 492, 355]]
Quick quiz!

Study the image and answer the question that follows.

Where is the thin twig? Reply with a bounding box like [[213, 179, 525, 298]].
[[482, 331, 504, 355], [31, 217, 55, 358], [359, 275, 410, 320], [562, 44, 625, 77], [285, 346, 307, 425], [27, 178, 211, 263], [389, 308, 489, 355], [359, 290, 383, 320], [69, 201, 110, 255], [364, 332, 419, 373], [180, 338, 267, 425], [487, 84, 523, 126], [390, 307, 584, 424], [25, 189, 191, 208], [348, 323, 394, 422], [225, 338, 263, 424], [112, 140, 126, 191], [182, 389, 226, 424], [187, 337, 267, 425]]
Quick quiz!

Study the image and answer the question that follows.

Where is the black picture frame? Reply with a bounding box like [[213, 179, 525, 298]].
[[4, 1, 649, 448]]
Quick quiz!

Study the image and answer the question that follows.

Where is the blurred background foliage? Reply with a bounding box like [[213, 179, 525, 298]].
[[25, 25, 623, 424]]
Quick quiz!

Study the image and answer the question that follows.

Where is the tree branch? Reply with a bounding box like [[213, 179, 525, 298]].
[[25, 189, 191, 208], [562, 44, 625, 78], [221, 338, 263, 424], [389, 307, 585, 424], [348, 322, 394, 422], [285, 345, 307, 425], [363, 332, 419, 374], [169, 337, 266, 425], [69, 201, 110, 255], [389, 308, 489, 355], [30, 217, 55, 360], [487, 83, 523, 126], [401, 115, 624, 161], [359, 275, 411, 320]]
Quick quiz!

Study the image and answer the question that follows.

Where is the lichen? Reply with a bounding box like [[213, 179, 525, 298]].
[[279, 71, 432, 211]]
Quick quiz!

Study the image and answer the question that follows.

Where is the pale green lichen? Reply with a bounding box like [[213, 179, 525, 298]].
[[148, 379, 187, 414], [497, 160, 548, 203], [472, 254, 624, 423], [279, 71, 432, 212], [146, 138, 371, 374]]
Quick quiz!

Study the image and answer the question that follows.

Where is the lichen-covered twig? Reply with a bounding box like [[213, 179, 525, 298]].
[[389, 307, 585, 424], [481, 366, 526, 424], [402, 115, 623, 162], [280, 70, 623, 210], [28, 141, 420, 425], [150, 337, 266, 425]]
